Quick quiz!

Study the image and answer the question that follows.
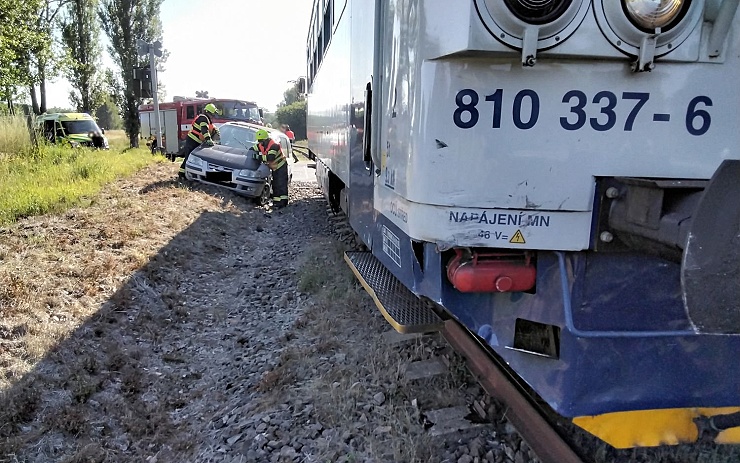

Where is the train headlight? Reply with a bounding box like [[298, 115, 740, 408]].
[[624, 0, 685, 30], [594, 0, 702, 68], [503, 0, 573, 25], [476, 0, 590, 65]]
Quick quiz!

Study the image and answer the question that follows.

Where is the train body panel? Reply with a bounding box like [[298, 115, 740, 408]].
[[374, 0, 740, 251], [406, 59, 739, 211], [307, 0, 740, 447], [309, 0, 377, 248], [362, 216, 740, 417], [376, 187, 594, 250], [307, 0, 353, 191]]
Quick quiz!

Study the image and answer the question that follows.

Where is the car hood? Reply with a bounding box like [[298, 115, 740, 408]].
[[192, 145, 261, 170]]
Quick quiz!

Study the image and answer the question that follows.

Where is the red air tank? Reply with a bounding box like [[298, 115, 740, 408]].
[[446, 249, 536, 293]]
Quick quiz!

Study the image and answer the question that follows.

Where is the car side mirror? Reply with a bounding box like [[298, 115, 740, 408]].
[[101, 128, 106, 135]]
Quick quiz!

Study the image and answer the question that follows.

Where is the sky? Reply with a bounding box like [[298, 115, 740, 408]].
[[45, 0, 313, 112]]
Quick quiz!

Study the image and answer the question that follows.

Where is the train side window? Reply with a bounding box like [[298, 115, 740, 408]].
[[322, 1, 332, 53], [186, 106, 195, 120], [196, 105, 204, 115]]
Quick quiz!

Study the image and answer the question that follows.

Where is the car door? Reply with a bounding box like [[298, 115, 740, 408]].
[[43, 120, 55, 143]]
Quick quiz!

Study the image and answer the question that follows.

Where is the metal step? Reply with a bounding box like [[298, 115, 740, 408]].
[[345, 251, 443, 334]]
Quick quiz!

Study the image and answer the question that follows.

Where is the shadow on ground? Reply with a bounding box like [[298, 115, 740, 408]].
[[0, 178, 323, 462]]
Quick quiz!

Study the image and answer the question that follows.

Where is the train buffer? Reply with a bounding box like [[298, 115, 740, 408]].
[[344, 251, 444, 334]]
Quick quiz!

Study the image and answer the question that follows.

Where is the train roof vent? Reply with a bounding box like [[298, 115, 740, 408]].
[[475, 0, 590, 66]]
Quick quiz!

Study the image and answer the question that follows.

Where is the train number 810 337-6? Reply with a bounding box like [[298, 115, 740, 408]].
[[452, 88, 713, 136]]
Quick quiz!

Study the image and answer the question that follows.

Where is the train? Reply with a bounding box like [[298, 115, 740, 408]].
[[306, 0, 740, 450]]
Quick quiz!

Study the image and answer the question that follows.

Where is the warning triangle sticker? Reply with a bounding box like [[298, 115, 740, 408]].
[[510, 230, 526, 244]]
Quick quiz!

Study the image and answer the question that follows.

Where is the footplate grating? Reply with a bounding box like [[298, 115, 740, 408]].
[[345, 251, 443, 334]]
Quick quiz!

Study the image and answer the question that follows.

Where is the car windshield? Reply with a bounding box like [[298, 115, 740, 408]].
[[217, 101, 262, 123], [61, 119, 101, 135], [219, 124, 258, 150]]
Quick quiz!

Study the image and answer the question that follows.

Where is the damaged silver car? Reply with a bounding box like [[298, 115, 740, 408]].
[[183, 122, 293, 205]]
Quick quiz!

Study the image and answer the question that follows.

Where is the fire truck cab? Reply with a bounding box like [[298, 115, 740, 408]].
[[139, 97, 263, 155]]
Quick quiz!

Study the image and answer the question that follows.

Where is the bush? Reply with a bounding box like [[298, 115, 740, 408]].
[[276, 100, 307, 140]]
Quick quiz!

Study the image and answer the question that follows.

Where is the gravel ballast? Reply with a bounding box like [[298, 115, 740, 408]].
[[1, 162, 737, 463]]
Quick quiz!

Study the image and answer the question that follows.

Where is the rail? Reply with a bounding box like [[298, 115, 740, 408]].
[[442, 319, 585, 463]]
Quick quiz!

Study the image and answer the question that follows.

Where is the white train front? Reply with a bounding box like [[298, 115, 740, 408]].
[[307, 0, 740, 449]]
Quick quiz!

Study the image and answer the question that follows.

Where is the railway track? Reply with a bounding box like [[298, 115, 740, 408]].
[[442, 319, 584, 463], [323, 202, 586, 463]]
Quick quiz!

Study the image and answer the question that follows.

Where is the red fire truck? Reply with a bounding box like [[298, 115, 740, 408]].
[[139, 97, 263, 154]]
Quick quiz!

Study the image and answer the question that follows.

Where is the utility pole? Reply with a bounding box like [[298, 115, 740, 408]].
[[137, 39, 164, 151]]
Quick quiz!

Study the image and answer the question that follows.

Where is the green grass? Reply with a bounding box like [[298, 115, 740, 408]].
[[0, 114, 37, 157], [0, 136, 161, 225]]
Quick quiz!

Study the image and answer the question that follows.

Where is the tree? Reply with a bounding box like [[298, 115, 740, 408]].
[[95, 96, 123, 130], [25, 0, 74, 115], [98, 0, 165, 147], [262, 111, 278, 127], [278, 80, 305, 108], [61, 0, 105, 114], [46, 106, 75, 113], [195, 90, 209, 98], [0, 0, 46, 112], [275, 100, 307, 140], [275, 80, 307, 139]]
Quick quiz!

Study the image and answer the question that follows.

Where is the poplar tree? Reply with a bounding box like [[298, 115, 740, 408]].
[[61, 0, 105, 114], [98, 0, 164, 147]]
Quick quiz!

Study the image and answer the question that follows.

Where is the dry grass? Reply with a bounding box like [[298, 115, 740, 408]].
[[253, 240, 467, 462], [104, 129, 129, 151], [0, 162, 246, 460], [0, 115, 34, 157]]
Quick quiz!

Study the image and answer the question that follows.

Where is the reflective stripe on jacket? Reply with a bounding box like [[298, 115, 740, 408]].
[[187, 114, 214, 143], [255, 138, 286, 170]]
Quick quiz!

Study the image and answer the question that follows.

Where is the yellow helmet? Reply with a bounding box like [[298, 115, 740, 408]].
[[255, 129, 270, 141], [204, 103, 220, 115]]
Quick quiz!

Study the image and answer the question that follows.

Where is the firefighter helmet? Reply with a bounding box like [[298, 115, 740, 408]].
[[204, 103, 220, 115], [255, 129, 270, 141]]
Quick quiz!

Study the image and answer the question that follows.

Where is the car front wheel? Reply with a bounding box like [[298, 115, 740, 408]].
[[254, 180, 271, 206]]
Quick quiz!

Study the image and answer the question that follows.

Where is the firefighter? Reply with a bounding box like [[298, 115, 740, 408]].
[[279, 124, 300, 163], [284, 125, 295, 144], [178, 103, 221, 178], [253, 129, 289, 208]]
